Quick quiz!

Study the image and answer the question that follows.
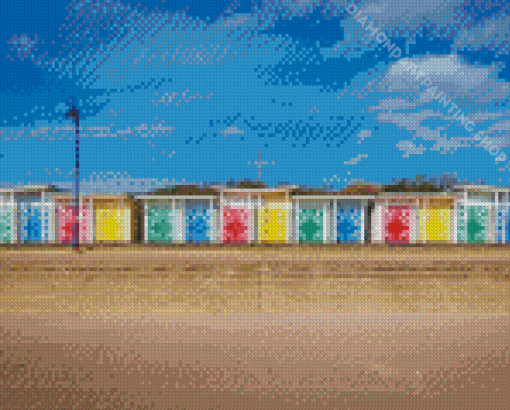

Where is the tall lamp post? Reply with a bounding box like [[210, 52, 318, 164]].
[[65, 106, 80, 250]]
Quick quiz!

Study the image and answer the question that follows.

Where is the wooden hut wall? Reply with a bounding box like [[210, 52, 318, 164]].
[[382, 198, 419, 244], [496, 192, 510, 243], [457, 191, 495, 244]]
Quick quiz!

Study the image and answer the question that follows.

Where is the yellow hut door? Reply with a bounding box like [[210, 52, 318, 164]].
[[258, 208, 287, 243], [257, 195, 288, 244], [96, 204, 130, 241], [419, 200, 452, 242]]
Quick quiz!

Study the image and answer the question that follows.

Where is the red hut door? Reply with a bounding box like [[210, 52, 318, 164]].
[[222, 207, 250, 244], [385, 206, 411, 244]]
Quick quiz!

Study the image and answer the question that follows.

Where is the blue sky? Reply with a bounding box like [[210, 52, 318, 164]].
[[1, 0, 510, 190]]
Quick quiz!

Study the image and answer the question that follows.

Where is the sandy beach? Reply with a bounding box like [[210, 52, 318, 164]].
[[0, 246, 509, 409]]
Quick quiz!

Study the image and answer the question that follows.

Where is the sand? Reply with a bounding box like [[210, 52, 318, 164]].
[[0, 246, 509, 409]]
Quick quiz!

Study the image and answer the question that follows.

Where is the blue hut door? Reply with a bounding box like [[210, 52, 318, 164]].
[[498, 206, 510, 243], [185, 200, 212, 243], [337, 202, 363, 243], [19, 198, 43, 243]]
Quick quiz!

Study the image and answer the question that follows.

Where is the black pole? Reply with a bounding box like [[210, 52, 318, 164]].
[[65, 107, 80, 250]]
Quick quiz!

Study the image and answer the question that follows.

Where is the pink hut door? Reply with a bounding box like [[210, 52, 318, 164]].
[[58, 205, 92, 244], [222, 207, 251, 244], [384, 206, 412, 244]]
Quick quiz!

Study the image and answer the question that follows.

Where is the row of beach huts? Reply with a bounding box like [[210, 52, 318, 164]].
[[1, 183, 510, 245]]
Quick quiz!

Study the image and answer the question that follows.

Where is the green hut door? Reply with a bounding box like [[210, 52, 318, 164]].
[[298, 202, 325, 243]]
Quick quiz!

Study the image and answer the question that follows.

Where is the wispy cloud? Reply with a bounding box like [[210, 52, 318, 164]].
[[220, 126, 245, 137], [344, 154, 368, 165], [357, 130, 371, 144], [396, 141, 426, 158]]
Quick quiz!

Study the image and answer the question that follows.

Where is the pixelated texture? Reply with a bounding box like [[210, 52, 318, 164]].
[[258, 207, 287, 243], [298, 208, 323, 243], [222, 207, 252, 244], [2, 0, 510, 408], [95, 204, 131, 242], [458, 205, 490, 243], [384, 206, 412, 244], [57, 205, 92, 243], [0, 205, 13, 243], [185, 202, 212, 243], [337, 204, 364, 243], [147, 208, 176, 243]]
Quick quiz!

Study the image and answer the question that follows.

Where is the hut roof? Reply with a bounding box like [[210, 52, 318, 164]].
[[225, 180, 268, 189], [0, 184, 62, 193], [289, 187, 332, 196], [341, 184, 382, 195], [153, 185, 218, 196], [382, 182, 444, 193]]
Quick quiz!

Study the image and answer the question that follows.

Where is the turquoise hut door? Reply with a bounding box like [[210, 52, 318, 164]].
[[458, 205, 489, 243], [0, 201, 14, 243], [298, 206, 324, 243], [147, 206, 176, 243]]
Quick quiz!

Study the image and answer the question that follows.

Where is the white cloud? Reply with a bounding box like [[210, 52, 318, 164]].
[[342, 0, 463, 37], [357, 130, 371, 144], [362, 55, 510, 158], [384, 55, 510, 103], [344, 154, 368, 165], [396, 140, 426, 158], [454, 16, 510, 57], [220, 126, 245, 137]]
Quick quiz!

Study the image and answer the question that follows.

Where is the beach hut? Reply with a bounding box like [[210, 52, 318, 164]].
[[219, 189, 257, 244], [372, 195, 420, 244], [136, 195, 183, 244], [0, 190, 15, 243], [137, 185, 217, 244], [53, 195, 94, 244], [334, 184, 379, 244], [15, 186, 56, 244], [455, 186, 496, 244], [291, 188, 334, 244], [294, 198, 330, 244], [93, 195, 136, 243], [220, 186, 292, 244], [185, 198, 215, 243], [372, 193, 458, 244], [292, 190, 373, 244], [335, 197, 374, 244]]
